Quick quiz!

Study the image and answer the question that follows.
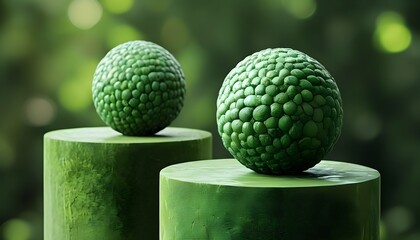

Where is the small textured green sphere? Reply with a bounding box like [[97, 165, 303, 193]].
[[92, 40, 185, 136], [216, 48, 343, 175]]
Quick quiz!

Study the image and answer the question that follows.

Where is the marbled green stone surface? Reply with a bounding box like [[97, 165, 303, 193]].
[[160, 159, 380, 240], [44, 127, 212, 240]]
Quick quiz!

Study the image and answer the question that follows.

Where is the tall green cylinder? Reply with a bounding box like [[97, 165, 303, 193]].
[[160, 159, 380, 240], [44, 127, 212, 240]]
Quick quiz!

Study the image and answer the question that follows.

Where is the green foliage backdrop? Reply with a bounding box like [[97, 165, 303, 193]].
[[1, 0, 420, 239]]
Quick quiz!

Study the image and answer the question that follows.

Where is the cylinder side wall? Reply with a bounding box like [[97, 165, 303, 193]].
[[44, 130, 212, 240], [160, 176, 380, 240]]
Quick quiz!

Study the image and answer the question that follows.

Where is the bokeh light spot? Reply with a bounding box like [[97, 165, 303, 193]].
[[384, 206, 414, 234], [190, 97, 216, 127], [0, 137, 15, 169], [177, 44, 205, 89], [68, 0, 103, 29], [281, 0, 316, 19], [173, 96, 215, 129], [59, 81, 92, 112], [144, 0, 171, 13], [106, 24, 143, 48], [58, 61, 96, 112], [380, 220, 387, 240], [1, 218, 32, 240], [352, 111, 382, 141], [0, 16, 32, 59], [374, 11, 412, 53], [161, 17, 189, 50], [25, 97, 56, 126], [102, 0, 133, 14]]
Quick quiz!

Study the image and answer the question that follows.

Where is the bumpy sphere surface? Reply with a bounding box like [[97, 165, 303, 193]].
[[92, 41, 185, 136], [216, 48, 343, 174]]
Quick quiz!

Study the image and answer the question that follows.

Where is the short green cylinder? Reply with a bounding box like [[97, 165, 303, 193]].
[[160, 159, 380, 240], [44, 127, 212, 240]]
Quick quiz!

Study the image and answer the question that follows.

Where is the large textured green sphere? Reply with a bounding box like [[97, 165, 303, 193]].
[[216, 48, 343, 175], [92, 41, 185, 136]]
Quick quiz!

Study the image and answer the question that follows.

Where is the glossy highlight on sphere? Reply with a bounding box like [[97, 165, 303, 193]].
[[92, 40, 185, 135], [216, 48, 343, 175]]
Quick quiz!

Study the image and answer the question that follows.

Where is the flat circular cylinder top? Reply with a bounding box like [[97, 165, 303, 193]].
[[44, 127, 211, 144], [161, 159, 380, 188]]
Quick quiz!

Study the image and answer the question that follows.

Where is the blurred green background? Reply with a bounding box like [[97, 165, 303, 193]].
[[1, 0, 420, 239]]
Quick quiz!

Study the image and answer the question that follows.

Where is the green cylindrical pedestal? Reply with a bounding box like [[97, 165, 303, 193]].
[[44, 127, 212, 240], [160, 159, 380, 240]]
